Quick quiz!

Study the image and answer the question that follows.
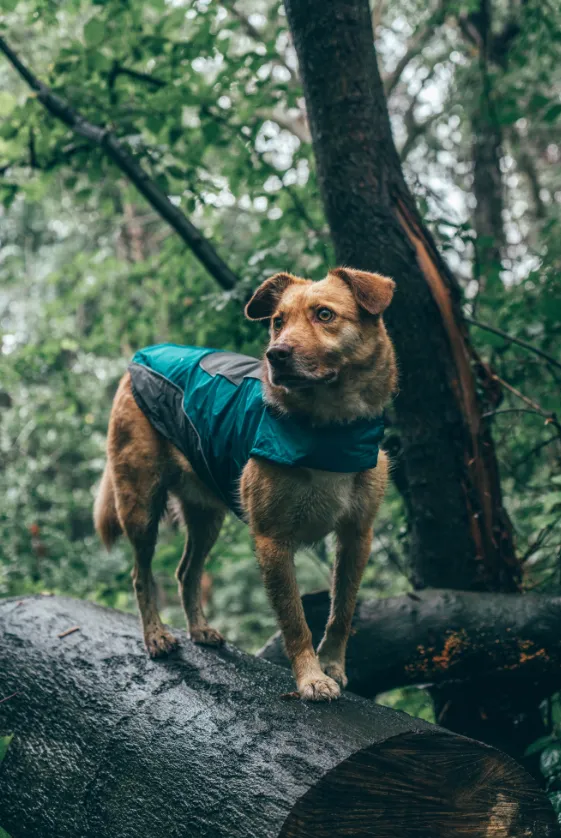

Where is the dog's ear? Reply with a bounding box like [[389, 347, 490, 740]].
[[245, 273, 299, 320], [330, 268, 395, 315]]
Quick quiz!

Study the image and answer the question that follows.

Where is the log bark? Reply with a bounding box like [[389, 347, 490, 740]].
[[259, 589, 561, 773], [0, 595, 558, 838], [283, 0, 518, 592], [258, 590, 561, 699], [258, 589, 561, 698]]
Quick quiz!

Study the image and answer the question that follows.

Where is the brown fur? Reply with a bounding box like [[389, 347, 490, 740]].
[[95, 268, 397, 700]]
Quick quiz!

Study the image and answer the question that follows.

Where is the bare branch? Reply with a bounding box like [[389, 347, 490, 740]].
[[255, 106, 311, 144], [398, 61, 444, 160], [489, 373, 561, 437], [467, 316, 561, 372], [516, 146, 547, 220], [400, 110, 440, 161], [108, 63, 167, 90], [222, 0, 300, 89], [0, 36, 239, 291], [383, 0, 449, 97]]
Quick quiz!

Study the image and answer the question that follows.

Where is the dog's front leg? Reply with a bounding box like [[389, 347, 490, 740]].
[[317, 522, 373, 688], [254, 534, 341, 701]]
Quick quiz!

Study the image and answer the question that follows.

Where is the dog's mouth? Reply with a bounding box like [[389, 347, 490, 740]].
[[268, 366, 338, 390]]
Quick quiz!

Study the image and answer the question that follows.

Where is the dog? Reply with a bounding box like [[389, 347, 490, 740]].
[[94, 267, 397, 700]]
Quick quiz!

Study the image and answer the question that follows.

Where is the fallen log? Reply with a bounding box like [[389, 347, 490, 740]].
[[258, 589, 561, 696], [0, 595, 558, 838]]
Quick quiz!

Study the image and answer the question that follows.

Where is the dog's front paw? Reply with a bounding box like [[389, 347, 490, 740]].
[[298, 675, 341, 702], [145, 627, 179, 658], [190, 626, 225, 647], [319, 659, 348, 689]]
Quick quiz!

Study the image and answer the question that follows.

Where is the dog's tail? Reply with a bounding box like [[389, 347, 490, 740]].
[[94, 465, 122, 550]]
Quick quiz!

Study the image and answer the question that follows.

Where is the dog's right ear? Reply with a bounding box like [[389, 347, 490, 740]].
[[245, 273, 299, 320]]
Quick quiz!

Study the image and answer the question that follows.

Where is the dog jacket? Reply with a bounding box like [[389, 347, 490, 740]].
[[129, 344, 385, 518]]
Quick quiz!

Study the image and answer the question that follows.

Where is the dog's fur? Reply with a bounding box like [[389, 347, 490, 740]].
[[94, 268, 397, 700]]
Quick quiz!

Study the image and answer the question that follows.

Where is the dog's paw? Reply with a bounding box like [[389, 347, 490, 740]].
[[145, 628, 179, 659], [319, 660, 348, 689], [190, 626, 225, 647], [298, 675, 341, 702]]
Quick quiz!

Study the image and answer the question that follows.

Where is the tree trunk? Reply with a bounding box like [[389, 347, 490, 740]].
[[468, 0, 507, 293], [0, 596, 559, 838], [283, 0, 518, 594], [281, 0, 555, 762], [258, 589, 561, 769], [472, 106, 505, 290]]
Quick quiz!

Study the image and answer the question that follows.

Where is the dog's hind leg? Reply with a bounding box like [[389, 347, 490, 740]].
[[176, 504, 225, 646], [115, 475, 178, 658], [109, 381, 178, 658]]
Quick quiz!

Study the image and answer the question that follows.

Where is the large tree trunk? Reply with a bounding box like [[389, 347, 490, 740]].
[[472, 106, 505, 290], [0, 595, 559, 838], [283, 0, 517, 593], [258, 589, 561, 769], [466, 0, 507, 292], [281, 0, 552, 761]]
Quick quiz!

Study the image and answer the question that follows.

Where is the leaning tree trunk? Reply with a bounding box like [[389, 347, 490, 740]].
[[282, 0, 546, 756], [0, 596, 559, 838]]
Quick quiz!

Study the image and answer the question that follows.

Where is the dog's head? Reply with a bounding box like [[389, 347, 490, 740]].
[[245, 268, 395, 392]]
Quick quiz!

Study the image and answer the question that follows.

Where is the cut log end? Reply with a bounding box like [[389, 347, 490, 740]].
[[282, 732, 558, 837], [0, 596, 558, 838]]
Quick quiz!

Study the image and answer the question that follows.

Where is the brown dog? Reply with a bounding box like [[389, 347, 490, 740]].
[[94, 268, 397, 700]]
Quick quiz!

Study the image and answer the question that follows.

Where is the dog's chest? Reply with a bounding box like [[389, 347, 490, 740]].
[[288, 469, 356, 541]]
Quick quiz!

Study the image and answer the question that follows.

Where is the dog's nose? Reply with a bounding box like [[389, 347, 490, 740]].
[[266, 344, 293, 365]]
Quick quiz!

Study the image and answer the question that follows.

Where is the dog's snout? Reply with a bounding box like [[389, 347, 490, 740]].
[[266, 344, 293, 365]]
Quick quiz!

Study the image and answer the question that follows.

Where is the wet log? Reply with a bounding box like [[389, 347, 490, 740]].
[[258, 589, 561, 698], [0, 595, 558, 838]]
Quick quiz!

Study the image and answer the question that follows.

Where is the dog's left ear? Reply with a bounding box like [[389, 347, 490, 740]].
[[330, 268, 395, 315], [245, 273, 300, 320]]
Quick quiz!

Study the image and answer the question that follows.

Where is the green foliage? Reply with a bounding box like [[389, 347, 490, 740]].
[[0, 735, 14, 836], [0, 734, 13, 765], [523, 695, 561, 820]]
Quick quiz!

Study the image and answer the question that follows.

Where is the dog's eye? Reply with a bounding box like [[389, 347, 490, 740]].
[[316, 307, 334, 323], [272, 316, 283, 331]]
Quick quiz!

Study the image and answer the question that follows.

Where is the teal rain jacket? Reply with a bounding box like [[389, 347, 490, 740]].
[[129, 344, 385, 518]]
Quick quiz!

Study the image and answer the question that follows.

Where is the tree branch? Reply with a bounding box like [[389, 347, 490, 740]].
[[108, 63, 166, 89], [490, 373, 561, 437], [467, 316, 561, 372], [398, 58, 443, 161], [222, 0, 300, 89], [383, 0, 449, 97], [0, 36, 239, 291], [258, 588, 561, 698]]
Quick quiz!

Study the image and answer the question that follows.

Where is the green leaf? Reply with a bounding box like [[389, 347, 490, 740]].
[[83, 17, 105, 47], [0, 734, 13, 765], [545, 104, 561, 123], [0, 828, 13, 838], [541, 744, 561, 777], [525, 734, 554, 757], [0, 93, 16, 118]]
